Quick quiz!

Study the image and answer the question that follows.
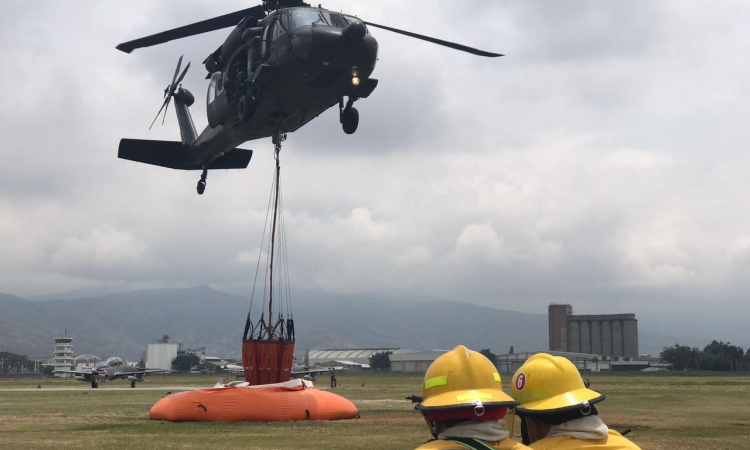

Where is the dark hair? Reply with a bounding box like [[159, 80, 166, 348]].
[[519, 405, 599, 445], [519, 404, 599, 425]]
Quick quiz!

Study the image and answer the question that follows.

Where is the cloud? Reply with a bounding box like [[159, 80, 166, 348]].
[[1, 1, 750, 344], [727, 236, 750, 266], [450, 222, 506, 264], [49, 226, 151, 279]]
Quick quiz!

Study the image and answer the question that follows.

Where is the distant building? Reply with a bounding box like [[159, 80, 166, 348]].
[[390, 350, 449, 373], [498, 351, 607, 374], [146, 335, 181, 370], [548, 304, 639, 359], [312, 360, 371, 372], [179, 347, 206, 365], [52, 331, 74, 378], [74, 354, 101, 372], [497, 350, 670, 374], [308, 348, 412, 367], [203, 356, 229, 367]]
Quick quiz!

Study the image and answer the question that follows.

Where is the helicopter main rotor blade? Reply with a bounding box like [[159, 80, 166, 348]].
[[116, 6, 266, 54], [363, 21, 503, 58]]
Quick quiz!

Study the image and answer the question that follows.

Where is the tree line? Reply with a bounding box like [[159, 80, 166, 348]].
[[660, 340, 749, 372], [0, 352, 49, 374]]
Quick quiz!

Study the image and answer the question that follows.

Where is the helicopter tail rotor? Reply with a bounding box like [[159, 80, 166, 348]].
[[150, 56, 191, 129]]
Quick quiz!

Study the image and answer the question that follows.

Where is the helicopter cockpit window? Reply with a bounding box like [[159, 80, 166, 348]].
[[279, 13, 291, 32], [208, 72, 222, 104], [321, 12, 347, 28], [291, 9, 327, 29], [272, 15, 288, 40]]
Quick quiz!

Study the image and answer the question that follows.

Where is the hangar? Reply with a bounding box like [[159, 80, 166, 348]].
[[309, 348, 418, 370], [390, 350, 448, 373]]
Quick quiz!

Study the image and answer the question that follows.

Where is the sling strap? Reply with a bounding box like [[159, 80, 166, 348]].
[[449, 438, 496, 450]]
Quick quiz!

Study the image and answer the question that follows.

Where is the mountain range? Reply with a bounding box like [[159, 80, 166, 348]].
[[0, 286, 706, 361]]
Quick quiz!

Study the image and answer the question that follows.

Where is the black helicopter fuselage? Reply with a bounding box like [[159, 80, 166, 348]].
[[117, 1, 500, 194], [183, 7, 378, 166]]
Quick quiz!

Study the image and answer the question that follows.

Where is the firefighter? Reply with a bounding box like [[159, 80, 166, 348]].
[[510, 353, 641, 450], [414, 345, 530, 450]]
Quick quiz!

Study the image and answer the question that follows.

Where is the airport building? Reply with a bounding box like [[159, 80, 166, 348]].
[[496, 350, 669, 374], [74, 354, 101, 372], [308, 348, 413, 371], [548, 304, 639, 358], [390, 350, 448, 373], [52, 331, 75, 377], [146, 335, 181, 370]]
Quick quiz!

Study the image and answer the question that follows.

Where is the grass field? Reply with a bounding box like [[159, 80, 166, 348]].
[[1, 373, 749, 449]]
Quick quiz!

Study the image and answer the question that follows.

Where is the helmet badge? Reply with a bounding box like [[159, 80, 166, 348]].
[[515, 372, 526, 391]]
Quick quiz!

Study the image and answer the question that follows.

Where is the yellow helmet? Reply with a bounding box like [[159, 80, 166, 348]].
[[511, 353, 604, 414], [417, 345, 517, 414]]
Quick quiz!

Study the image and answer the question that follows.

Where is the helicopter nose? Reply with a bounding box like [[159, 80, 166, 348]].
[[342, 21, 366, 42], [302, 27, 378, 75]]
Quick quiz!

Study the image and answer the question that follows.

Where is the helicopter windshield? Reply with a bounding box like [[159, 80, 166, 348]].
[[291, 9, 327, 29], [321, 12, 347, 28]]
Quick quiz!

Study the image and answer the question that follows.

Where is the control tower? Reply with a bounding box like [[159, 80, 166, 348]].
[[52, 330, 74, 377]]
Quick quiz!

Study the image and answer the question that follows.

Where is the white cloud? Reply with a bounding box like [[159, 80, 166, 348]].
[[49, 226, 150, 279], [394, 245, 432, 267], [605, 148, 674, 170], [727, 236, 750, 266], [236, 248, 264, 265], [450, 222, 506, 264], [2, 1, 750, 341]]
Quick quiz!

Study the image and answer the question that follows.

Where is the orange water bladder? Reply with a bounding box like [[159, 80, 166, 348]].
[[149, 379, 358, 422]]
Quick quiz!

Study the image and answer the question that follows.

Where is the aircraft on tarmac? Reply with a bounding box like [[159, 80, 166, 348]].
[[116, 0, 502, 195], [59, 357, 169, 389]]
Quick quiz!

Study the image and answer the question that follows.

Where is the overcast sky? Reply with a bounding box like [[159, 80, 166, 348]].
[[1, 1, 749, 344]]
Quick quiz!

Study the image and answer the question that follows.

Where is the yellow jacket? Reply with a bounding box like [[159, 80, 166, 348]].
[[415, 438, 531, 450], [529, 430, 641, 450]]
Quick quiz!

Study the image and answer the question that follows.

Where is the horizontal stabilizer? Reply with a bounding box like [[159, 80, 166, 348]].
[[118, 139, 252, 170]]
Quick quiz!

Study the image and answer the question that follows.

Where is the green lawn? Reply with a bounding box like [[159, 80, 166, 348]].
[[0, 373, 748, 449]]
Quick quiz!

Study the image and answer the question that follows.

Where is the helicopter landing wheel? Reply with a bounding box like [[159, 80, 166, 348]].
[[342, 107, 359, 134], [197, 167, 208, 195], [238, 94, 255, 122]]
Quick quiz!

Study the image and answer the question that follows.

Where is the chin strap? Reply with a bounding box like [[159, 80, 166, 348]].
[[421, 412, 437, 438]]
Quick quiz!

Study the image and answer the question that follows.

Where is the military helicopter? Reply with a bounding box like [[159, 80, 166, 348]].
[[117, 0, 502, 194]]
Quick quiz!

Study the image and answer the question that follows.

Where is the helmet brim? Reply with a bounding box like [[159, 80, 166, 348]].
[[416, 388, 518, 410], [516, 388, 605, 415]]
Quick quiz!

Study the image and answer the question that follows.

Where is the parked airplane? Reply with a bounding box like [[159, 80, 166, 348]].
[[60, 357, 169, 388]]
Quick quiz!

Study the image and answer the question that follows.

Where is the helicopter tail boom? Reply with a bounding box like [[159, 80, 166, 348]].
[[118, 139, 253, 171]]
